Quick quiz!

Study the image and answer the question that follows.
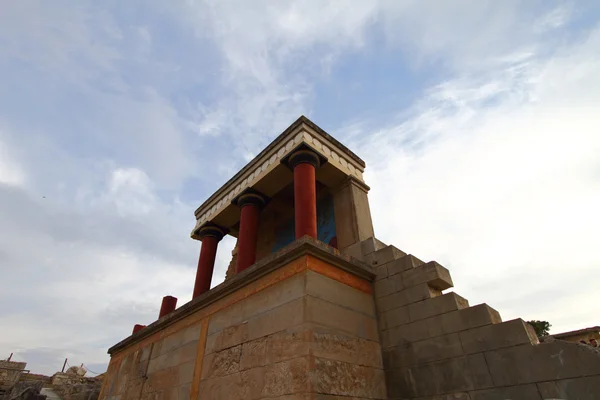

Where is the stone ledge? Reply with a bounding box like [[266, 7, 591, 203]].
[[108, 237, 374, 355]]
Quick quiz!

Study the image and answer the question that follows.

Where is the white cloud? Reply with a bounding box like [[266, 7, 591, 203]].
[[0, 138, 26, 187]]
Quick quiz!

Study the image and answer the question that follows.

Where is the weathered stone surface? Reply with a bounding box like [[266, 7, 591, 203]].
[[411, 394, 470, 400], [379, 305, 410, 331], [312, 357, 386, 398], [439, 304, 502, 334], [382, 314, 445, 349], [147, 348, 181, 375], [469, 384, 542, 400], [459, 319, 537, 354], [376, 283, 441, 313], [204, 321, 248, 354], [177, 360, 195, 385], [265, 328, 311, 364], [248, 297, 305, 341], [241, 337, 268, 370], [207, 300, 245, 336], [401, 261, 453, 290], [306, 296, 379, 341], [373, 277, 397, 298], [241, 271, 306, 320], [371, 245, 406, 266], [262, 357, 309, 397], [199, 366, 265, 400], [387, 254, 425, 276], [201, 345, 241, 379], [306, 270, 375, 316], [177, 383, 191, 400], [145, 367, 179, 392], [408, 293, 469, 322], [311, 327, 383, 368], [388, 354, 493, 398], [484, 341, 600, 386], [361, 237, 384, 256], [384, 333, 464, 369], [372, 264, 388, 281], [537, 375, 600, 400]]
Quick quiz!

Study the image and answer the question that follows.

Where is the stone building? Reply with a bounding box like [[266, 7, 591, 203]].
[[99, 116, 600, 400], [550, 326, 600, 345]]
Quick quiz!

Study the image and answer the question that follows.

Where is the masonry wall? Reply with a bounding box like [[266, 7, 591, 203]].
[[100, 250, 385, 400], [345, 237, 600, 400]]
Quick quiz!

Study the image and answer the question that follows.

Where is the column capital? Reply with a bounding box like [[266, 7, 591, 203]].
[[281, 143, 328, 169], [232, 188, 269, 209], [193, 222, 228, 241]]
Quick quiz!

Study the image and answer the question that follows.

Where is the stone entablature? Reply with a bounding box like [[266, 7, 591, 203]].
[[191, 116, 366, 238]]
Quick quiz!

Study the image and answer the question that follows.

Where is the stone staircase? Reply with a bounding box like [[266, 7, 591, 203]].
[[347, 237, 600, 399]]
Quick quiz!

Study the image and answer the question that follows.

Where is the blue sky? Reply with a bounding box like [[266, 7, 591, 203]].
[[1, 1, 599, 375]]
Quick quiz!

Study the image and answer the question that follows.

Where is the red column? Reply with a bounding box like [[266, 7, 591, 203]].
[[192, 224, 226, 299], [236, 203, 260, 273], [158, 295, 178, 318], [287, 148, 321, 239], [132, 324, 146, 334]]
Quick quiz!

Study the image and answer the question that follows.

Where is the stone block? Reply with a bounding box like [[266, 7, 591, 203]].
[[241, 271, 306, 320], [537, 375, 600, 400], [312, 357, 386, 398], [177, 383, 190, 400], [178, 340, 198, 364], [305, 296, 379, 341], [147, 349, 180, 375], [380, 305, 410, 330], [207, 300, 244, 336], [145, 367, 179, 392], [361, 237, 385, 256], [376, 283, 440, 313], [440, 304, 502, 335], [201, 345, 241, 379], [311, 326, 383, 368], [388, 354, 494, 398], [387, 254, 425, 276], [247, 297, 305, 342], [241, 337, 267, 370], [381, 315, 445, 349], [204, 321, 248, 354], [469, 384, 542, 400], [305, 270, 375, 316], [265, 327, 311, 364], [341, 240, 363, 261], [384, 333, 464, 369], [199, 367, 265, 400], [408, 293, 469, 322], [181, 323, 202, 345], [373, 277, 397, 298], [459, 319, 537, 354], [371, 245, 406, 266], [261, 357, 309, 397], [177, 360, 195, 385], [373, 264, 388, 281], [485, 341, 600, 386], [402, 261, 453, 290]]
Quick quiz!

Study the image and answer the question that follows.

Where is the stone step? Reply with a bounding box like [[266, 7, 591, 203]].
[[367, 245, 406, 267], [386, 254, 425, 276]]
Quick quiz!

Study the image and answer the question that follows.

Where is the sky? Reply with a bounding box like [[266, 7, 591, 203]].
[[1, 0, 599, 376]]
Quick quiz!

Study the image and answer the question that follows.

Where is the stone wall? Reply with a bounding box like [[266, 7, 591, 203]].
[[347, 237, 600, 400], [0, 360, 27, 395], [100, 241, 384, 400]]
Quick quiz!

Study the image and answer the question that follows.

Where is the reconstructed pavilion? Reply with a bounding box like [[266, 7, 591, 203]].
[[99, 116, 600, 400]]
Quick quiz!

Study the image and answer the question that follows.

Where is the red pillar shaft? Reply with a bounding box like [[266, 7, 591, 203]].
[[158, 295, 178, 318], [236, 204, 260, 273], [192, 236, 219, 299], [132, 324, 146, 334], [294, 162, 317, 239]]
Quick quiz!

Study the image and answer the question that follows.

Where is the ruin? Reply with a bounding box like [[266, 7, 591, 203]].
[[99, 116, 600, 400]]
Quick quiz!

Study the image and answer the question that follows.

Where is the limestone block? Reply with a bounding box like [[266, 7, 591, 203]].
[[247, 297, 305, 342], [373, 277, 398, 298], [177, 383, 190, 400], [265, 327, 311, 364], [484, 341, 600, 386], [261, 357, 309, 397], [380, 305, 410, 331], [376, 283, 441, 313], [201, 345, 241, 379], [361, 237, 386, 256], [388, 354, 494, 398], [147, 349, 180, 375], [207, 300, 244, 336], [373, 264, 388, 282], [145, 367, 179, 393], [311, 327, 383, 368], [408, 293, 469, 322], [178, 340, 199, 364], [387, 254, 425, 276], [402, 261, 453, 290], [537, 375, 600, 400], [459, 319, 537, 354], [469, 384, 542, 400], [381, 315, 445, 349], [312, 357, 386, 398], [439, 304, 501, 335], [384, 333, 464, 369], [241, 271, 306, 320], [200, 366, 265, 400], [371, 245, 406, 266], [204, 321, 248, 354], [177, 360, 195, 385], [241, 337, 267, 370], [306, 296, 379, 341], [305, 270, 375, 316], [341, 241, 363, 261]]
